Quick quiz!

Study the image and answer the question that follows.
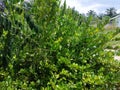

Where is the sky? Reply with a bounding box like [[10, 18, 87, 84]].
[[61, 0, 120, 14], [0, 0, 119, 14]]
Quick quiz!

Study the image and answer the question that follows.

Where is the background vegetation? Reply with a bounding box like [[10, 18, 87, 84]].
[[0, 0, 120, 89]]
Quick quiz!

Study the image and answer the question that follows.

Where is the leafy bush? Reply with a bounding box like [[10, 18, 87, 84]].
[[0, 0, 120, 89]]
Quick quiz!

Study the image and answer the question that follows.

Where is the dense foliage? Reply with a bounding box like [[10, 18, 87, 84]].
[[0, 0, 120, 89]]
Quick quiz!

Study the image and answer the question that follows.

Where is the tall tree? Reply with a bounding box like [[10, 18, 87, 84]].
[[87, 10, 97, 17], [105, 7, 117, 18]]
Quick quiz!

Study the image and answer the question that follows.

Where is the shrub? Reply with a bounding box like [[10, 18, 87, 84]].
[[0, 0, 119, 89]]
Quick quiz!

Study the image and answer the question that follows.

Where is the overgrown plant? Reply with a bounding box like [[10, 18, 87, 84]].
[[0, 0, 119, 89]]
